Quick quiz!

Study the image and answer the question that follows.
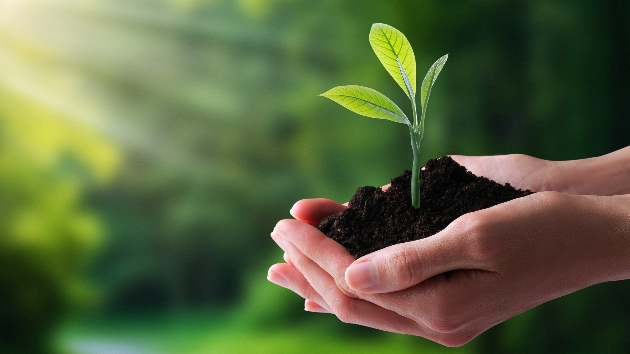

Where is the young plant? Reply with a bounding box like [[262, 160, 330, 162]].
[[320, 23, 447, 209]]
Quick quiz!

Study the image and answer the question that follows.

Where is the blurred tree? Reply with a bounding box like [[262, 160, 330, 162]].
[[0, 88, 118, 352], [75, 0, 407, 313]]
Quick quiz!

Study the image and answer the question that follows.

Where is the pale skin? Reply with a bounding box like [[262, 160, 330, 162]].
[[267, 147, 630, 347]]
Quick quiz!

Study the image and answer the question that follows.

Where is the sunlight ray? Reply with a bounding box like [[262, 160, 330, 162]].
[[0, 0, 252, 120], [0, 0, 266, 185]]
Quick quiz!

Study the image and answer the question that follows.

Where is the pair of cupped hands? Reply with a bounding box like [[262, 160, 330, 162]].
[[268, 152, 630, 347]]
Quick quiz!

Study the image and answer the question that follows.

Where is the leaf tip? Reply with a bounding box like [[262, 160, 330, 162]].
[[370, 23, 390, 34], [319, 88, 334, 97]]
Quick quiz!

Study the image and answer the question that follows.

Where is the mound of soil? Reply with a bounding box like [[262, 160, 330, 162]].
[[317, 156, 533, 258]]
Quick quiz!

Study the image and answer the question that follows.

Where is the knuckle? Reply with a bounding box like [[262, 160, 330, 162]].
[[387, 246, 421, 285], [454, 213, 498, 263], [334, 275, 357, 298], [422, 296, 467, 333], [301, 284, 320, 302], [335, 309, 354, 324], [450, 212, 483, 235], [331, 298, 357, 324], [289, 250, 309, 270], [425, 316, 465, 334]]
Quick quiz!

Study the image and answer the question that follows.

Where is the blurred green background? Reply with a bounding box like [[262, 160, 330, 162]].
[[1, 0, 629, 353]]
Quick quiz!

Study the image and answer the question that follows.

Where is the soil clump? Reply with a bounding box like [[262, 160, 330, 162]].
[[317, 156, 533, 258]]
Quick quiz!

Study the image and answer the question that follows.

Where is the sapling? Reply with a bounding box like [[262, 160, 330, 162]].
[[320, 23, 447, 209]]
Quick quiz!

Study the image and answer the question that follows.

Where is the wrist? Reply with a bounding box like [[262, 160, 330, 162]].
[[604, 194, 630, 281], [555, 147, 630, 195], [577, 194, 630, 283]]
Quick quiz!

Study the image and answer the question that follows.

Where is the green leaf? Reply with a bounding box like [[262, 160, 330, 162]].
[[420, 54, 448, 111], [320, 85, 409, 125], [369, 23, 416, 99]]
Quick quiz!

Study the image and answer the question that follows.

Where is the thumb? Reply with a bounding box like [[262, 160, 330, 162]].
[[344, 232, 470, 293]]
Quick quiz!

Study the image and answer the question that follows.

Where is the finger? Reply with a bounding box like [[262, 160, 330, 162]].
[[345, 219, 475, 293], [290, 199, 347, 225], [274, 219, 356, 295], [268, 263, 332, 312], [290, 185, 391, 224], [282, 237, 427, 336], [282, 240, 484, 346], [271, 229, 286, 251], [283, 252, 293, 266], [305, 299, 330, 313]]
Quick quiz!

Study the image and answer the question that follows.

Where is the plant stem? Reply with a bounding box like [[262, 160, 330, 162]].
[[409, 129, 421, 209], [408, 81, 421, 209]]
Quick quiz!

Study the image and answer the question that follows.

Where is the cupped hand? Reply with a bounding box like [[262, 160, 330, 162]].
[[269, 191, 630, 346], [451, 149, 630, 196], [449, 154, 562, 193]]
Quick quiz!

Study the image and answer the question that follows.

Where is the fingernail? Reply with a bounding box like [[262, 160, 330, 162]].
[[305, 300, 328, 313], [346, 260, 378, 291], [283, 252, 292, 265], [267, 270, 289, 288], [289, 202, 298, 218], [271, 230, 286, 251]]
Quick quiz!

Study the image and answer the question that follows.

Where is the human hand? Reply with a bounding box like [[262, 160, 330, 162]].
[[449, 154, 558, 192], [268, 192, 630, 346], [451, 147, 630, 196]]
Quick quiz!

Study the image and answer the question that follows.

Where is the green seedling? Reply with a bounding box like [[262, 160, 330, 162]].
[[320, 23, 447, 209]]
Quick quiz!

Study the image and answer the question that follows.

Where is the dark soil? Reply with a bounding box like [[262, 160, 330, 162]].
[[317, 156, 533, 258]]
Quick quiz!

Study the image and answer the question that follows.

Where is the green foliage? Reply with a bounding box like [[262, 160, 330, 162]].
[[369, 23, 417, 100], [321, 23, 447, 208], [320, 85, 409, 124], [419, 54, 448, 139], [0, 88, 113, 353]]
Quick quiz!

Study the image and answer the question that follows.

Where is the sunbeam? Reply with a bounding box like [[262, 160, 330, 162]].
[[0, 0, 264, 182]]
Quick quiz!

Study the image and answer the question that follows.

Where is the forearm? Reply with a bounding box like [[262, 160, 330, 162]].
[[555, 146, 630, 196], [581, 193, 630, 283]]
